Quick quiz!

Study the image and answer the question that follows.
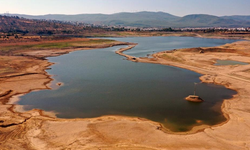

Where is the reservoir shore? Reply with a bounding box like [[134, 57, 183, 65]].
[[0, 36, 250, 149]]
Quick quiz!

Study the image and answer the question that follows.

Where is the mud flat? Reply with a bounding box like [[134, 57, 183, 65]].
[[1, 38, 250, 149]]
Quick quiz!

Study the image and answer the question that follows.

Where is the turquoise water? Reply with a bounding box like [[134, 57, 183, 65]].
[[215, 60, 248, 66], [18, 37, 237, 132]]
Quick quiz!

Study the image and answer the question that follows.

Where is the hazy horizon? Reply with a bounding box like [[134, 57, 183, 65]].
[[2, 11, 250, 17], [0, 0, 250, 17]]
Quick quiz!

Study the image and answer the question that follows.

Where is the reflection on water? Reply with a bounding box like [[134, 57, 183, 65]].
[[18, 37, 237, 132]]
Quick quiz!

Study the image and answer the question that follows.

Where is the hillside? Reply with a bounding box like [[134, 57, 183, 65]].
[[222, 15, 250, 22], [12, 11, 180, 27], [176, 14, 249, 27], [9, 11, 250, 28], [0, 15, 106, 35]]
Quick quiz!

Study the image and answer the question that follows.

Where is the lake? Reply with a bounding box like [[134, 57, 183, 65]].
[[18, 36, 237, 132]]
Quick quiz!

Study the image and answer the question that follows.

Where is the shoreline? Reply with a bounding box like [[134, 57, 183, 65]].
[[115, 43, 240, 134], [1, 41, 133, 111], [1, 37, 250, 149], [7, 40, 244, 132], [87, 31, 250, 41]]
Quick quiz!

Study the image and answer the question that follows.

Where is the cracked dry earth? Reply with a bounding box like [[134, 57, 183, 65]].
[[1, 41, 250, 149]]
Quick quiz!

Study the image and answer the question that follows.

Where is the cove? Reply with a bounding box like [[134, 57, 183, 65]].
[[18, 37, 237, 132]]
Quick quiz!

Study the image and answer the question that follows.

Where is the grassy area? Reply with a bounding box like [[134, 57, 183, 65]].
[[0, 39, 115, 52]]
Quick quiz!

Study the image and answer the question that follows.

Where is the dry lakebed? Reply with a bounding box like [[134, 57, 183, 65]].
[[0, 36, 250, 150]]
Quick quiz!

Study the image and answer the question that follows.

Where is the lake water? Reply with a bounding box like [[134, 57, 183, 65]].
[[215, 60, 248, 66], [18, 37, 237, 132]]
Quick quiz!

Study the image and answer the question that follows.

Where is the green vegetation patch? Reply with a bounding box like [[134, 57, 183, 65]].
[[84, 39, 115, 44], [0, 39, 115, 53]]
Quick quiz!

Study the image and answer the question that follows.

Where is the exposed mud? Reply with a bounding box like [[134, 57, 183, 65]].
[[1, 38, 250, 149]]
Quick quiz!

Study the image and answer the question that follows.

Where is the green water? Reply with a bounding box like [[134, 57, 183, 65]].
[[18, 37, 238, 132], [215, 60, 248, 66]]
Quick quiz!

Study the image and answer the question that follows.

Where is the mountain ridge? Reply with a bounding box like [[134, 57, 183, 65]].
[[4, 11, 250, 28]]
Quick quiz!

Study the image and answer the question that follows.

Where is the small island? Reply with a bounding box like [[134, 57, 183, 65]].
[[185, 95, 204, 102]]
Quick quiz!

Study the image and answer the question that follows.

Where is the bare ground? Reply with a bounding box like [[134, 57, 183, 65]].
[[1, 38, 250, 149]]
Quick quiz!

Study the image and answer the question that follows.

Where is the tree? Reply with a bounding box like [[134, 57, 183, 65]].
[[47, 31, 53, 35], [162, 27, 174, 32]]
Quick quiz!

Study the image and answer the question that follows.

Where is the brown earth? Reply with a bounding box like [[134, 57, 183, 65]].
[[1, 37, 250, 149]]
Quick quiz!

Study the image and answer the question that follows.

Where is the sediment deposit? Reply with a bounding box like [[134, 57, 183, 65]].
[[1, 39, 250, 149]]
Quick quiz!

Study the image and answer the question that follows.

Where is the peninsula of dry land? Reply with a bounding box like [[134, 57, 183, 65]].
[[0, 35, 250, 150]]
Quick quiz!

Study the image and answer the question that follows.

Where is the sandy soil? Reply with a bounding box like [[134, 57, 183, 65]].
[[1, 38, 250, 149]]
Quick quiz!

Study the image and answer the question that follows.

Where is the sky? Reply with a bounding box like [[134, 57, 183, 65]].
[[0, 0, 250, 16]]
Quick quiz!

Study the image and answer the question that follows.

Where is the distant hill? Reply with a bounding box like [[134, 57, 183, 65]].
[[0, 15, 105, 35], [4, 12, 250, 28], [176, 14, 250, 27], [221, 15, 250, 22], [11, 11, 180, 27]]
